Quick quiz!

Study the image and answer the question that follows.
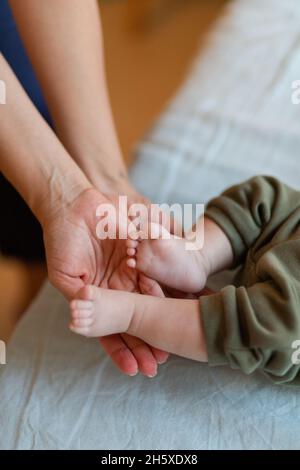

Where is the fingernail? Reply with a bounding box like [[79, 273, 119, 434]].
[[158, 359, 167, 365], [129, 370, 138, 377], [147, 373, 157, 378]]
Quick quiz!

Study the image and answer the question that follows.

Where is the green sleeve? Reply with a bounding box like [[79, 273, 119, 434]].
[[201, 176, 300, 384], [205, 175, 300, 266], [201, 253, 300, 384]]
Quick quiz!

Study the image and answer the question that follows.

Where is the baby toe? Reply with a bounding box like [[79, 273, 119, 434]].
[[128, 231, 139, 241], [126, 239, 138, 249], [71, 308, 93, 320], [70, 299, 93, 310], [76, 285, 97, 302], [127, 248, 136, 257], [69, 324, 92, 337], [127, 258, 137, 269], [72, 317, 93, 328]]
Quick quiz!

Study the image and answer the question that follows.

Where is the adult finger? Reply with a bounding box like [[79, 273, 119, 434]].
[[121, 333, 158, 378], [99, 334, 139, 376]]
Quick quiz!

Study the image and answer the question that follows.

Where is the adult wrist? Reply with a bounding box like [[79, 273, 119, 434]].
[[75, 152, 135, 197], [34, 171, 92, 229], [56, 128, 129, 195], [91, 169, 132, 197]]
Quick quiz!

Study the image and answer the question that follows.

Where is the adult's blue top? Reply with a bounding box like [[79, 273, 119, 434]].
[[0, 0, 51, 124]]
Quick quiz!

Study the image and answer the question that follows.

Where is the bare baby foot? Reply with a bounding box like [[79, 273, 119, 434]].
[[70, 284, 208, 364], [126, 223, 209, 293], [71, 285, 171, 377], [70, 285, 136, 338]]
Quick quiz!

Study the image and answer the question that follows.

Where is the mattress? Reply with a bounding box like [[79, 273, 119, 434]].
[[1, 0, 300, 450]]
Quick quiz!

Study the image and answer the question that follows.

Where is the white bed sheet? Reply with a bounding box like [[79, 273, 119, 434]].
[[1, 0, 300, 450]]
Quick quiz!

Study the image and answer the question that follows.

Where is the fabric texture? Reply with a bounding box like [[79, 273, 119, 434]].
[[202, 176, 300, 384], [1, 0, 300, 450]]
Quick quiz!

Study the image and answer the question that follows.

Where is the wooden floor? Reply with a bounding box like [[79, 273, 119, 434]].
[[0, 0, 227, 341]]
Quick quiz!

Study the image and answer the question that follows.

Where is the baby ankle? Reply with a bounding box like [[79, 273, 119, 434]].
[[125, 294, 142, 336], [198, 248, 213, 279]]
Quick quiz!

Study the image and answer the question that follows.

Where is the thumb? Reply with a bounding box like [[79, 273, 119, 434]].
[[49, 271, 86, 300]]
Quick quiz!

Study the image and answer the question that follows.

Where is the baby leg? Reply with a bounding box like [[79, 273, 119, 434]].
[[70, 285, 207, 363]]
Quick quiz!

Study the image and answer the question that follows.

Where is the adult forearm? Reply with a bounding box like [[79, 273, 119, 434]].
[[9, 0, 128, 194], [0, 54, 91, 226]]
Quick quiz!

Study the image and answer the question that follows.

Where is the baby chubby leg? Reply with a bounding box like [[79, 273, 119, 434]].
[[130, 294, 208, 362], [70, 285, 207, 363]]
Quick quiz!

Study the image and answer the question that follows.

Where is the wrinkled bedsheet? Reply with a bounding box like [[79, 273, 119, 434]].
[[1, 0, 300, 450]]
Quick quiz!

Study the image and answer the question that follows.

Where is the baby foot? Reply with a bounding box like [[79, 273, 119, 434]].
[[70, 285, 135, 338], [126, 223, 209, 293]]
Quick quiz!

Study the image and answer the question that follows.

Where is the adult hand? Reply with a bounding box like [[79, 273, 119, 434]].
[[43, 186, 169, 377]]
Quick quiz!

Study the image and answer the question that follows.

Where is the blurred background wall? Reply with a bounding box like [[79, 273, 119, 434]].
[[101, 0, 227, 162]]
